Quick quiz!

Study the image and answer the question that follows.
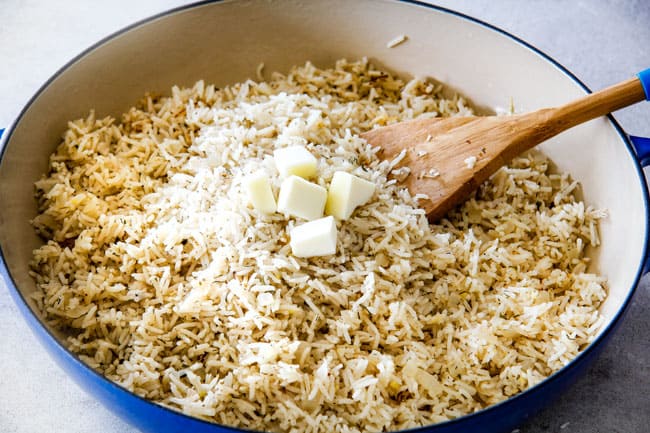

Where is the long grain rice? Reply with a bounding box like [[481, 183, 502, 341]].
[[30, 59, 606, 433]]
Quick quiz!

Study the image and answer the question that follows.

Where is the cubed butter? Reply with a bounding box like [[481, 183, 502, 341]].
[[273, 145, 318, 178], [290, 216, 337, 258], [245, 172, 277, 214], [325, 171, 375, 220], [277, 175, 327, 220]]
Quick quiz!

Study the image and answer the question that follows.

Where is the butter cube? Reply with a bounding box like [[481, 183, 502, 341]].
[[290, 216, 337, 258], [277, 175, 327, 220], [273, 145, 318, 178], [245, 172, 277, 214], [325, 171, 375, 220]]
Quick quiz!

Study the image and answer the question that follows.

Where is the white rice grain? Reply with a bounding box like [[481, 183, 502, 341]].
[[386, 34, 408, 48]]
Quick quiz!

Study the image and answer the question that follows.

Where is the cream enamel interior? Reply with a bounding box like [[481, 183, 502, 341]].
[[0, 0, 645, 349]]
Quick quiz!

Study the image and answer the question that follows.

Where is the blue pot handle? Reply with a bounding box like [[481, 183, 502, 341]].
[[0, 128, 4, 139], [631, 69, 650, 163], [638, 68, 650, 101], [630, 135, 650, 167]]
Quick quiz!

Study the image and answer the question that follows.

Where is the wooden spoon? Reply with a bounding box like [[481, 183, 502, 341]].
[[361, 71, 650, 221]]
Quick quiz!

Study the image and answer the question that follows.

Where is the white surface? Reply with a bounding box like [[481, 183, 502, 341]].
[[326, 171, 376, 220], [278, 176, 327, 221], [290, 216, 338, 258], [246, 173, 278, 214], [0, 1, 649, 432], [274, 146, 318, 179]]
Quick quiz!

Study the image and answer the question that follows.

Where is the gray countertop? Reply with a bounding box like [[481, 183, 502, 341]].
[[0, 1, 648, 432]]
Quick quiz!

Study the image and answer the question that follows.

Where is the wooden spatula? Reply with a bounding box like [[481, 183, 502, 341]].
[[362, 70, 650, 221]]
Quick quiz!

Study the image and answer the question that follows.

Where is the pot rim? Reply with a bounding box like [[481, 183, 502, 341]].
[[0, 0, 648, 432]]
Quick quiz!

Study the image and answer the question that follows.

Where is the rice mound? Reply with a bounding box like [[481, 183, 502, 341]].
[[30, 59, 607, 433]]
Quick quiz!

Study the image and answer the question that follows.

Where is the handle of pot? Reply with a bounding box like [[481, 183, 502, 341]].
[[629, 133, 650, 274], [639, 68, 650, 101], [631, 135, 650, 167]]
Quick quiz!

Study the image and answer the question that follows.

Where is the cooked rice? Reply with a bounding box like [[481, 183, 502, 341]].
[[386, 35, 408, 48], [29, 59, 606, 433]]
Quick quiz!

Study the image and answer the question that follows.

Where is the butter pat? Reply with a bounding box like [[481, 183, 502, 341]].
[[245, 172, 277, 214], [290, 216, 337, 258], [273, 145, 318, 178], [277, 175, 327, 220], [325, 171, 375, 220]]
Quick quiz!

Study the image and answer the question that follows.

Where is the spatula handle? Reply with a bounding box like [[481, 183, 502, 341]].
[[552, 69, 649, 128]]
